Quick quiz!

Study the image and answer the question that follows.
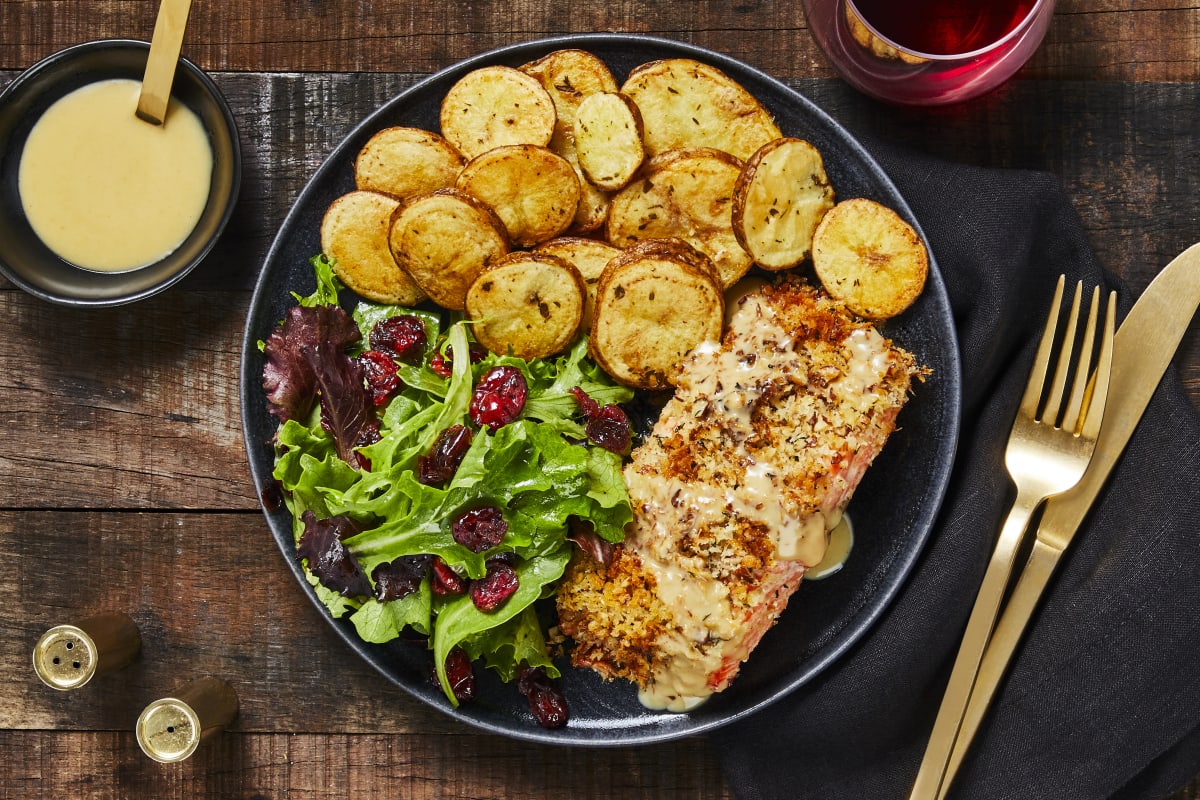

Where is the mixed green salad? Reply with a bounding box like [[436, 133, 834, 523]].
[[262, 256, 634, 715]]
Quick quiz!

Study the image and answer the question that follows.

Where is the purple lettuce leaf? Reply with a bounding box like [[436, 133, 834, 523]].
[[262, 304, 362, 424], [297, 510, 373, 598]]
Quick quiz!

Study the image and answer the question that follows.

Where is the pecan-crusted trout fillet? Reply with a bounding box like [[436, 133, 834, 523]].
[[556, 276, 923, 710]]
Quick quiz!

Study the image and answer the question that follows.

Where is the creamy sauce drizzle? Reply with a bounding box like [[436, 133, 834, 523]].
[[805, 514, 855, 580], [18, 78, 213, 272]]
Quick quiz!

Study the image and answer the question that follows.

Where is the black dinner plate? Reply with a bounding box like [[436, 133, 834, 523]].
[[240, 34, 962, 746]]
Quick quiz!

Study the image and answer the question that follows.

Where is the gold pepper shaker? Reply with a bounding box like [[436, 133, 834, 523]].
[[32, 612, 141, 690], [136, 676, 239, 762]]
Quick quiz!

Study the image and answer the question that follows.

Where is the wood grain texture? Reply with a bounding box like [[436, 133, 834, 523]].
[[0, 731, 733, 799], [1, 3, 1198, 797], [1, 0, 1198, 82]]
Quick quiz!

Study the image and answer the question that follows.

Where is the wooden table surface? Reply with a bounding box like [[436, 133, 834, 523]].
[[1, 2, 1198, 797]]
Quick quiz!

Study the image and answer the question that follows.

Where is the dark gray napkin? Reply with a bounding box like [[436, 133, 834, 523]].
[[713, 144, 1200, 799]]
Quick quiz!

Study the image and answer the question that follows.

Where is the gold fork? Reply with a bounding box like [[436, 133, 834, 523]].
[[907, 276, 1117, 800]]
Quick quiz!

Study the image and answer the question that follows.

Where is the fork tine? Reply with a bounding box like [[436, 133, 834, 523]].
[[1079, 291, 1117, 440], [1020, 275, 1066, 417], [1060, 286, 1100, 433], [1041, 280, 1083, 425]]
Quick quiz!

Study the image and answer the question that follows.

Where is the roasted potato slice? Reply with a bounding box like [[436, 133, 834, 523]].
[[607, 147, 753, 289], [589, 238, 724, 389], [811, 197, 928, 319], [320, 190, 427, 306], [439, 66, 556, 160], [534, 237, 622, 330], [388, 189, 510, 311], [521, 49, 620, 106], [455, 144, 580, 247], [521, 48, 620, 235], [354, 127, 464, 199], [732, 137, 836, 270], [575, 91, 645, 191], [620, 58, 782, 161], [466, 252, 587, 360]]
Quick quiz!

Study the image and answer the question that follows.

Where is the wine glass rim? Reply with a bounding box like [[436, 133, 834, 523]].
[[844, 0, 1053, 62]]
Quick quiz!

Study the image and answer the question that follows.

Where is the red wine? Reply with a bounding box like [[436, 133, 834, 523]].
[[849, 0, 1038, 56]]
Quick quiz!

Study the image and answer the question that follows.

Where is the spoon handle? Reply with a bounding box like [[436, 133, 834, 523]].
[[136, 0, 194, 125]]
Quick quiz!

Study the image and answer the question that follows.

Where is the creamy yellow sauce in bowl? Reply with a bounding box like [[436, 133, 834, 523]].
[[0, 39, 240, 306], [18, 78, 214, 273]]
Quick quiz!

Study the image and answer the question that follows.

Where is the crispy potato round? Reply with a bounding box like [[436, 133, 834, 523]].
[[575, 92, 645, 191], [388, 189, 510, 311], [354, 127, 464, 199], [466, 252, 587, 359], [534, 237, 622, 330], [521, 49, 619, 235], [455, 144, 581, 247], [732, 137, 836, 270], [607, 147, 753, 288], [620, 58, 782, 161], [521, 49, 620, 122], [811, 197, 928, 319], [589, 239, 725, 389], [439, 66, 557, 160], [320, 190, 427, 305]]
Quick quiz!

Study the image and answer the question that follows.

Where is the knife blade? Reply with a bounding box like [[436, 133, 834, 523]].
[[938, 242, 1200, 798]]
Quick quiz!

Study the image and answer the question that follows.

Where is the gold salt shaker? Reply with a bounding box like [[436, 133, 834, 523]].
[[32, 612, 141, 690], [136, 676, 239, 762]]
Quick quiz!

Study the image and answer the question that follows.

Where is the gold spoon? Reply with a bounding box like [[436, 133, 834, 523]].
[[135, 0, 194, 125]]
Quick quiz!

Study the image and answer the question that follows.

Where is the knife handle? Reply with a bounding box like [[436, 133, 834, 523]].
[[937, 537, 1065, 799]]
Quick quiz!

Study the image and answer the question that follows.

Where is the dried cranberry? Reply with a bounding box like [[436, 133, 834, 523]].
[[430, 557, 467, 596], [358, 350, 402, 406], [571, 386, 631, 453], [451, 506, 508, 552], [469, 558, 519, 611], [432, 646, 476, 704], [429, 341, 488, 378], [372, 554, 432, 602], [428, 351, 452, 378], [370, 315, 427, 363], [470, 366, 528, 429], [586, 404, 632, 453], [356, 420, 382, 447], [569, 386, 600, 418], [517, 666, 569, 728], [353, 419, 382, 470], [260, 479, 285, 512], [417, 425, 473, 486]]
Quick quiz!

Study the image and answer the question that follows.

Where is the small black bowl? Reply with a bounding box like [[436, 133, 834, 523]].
[[0, 39, 241, 307]]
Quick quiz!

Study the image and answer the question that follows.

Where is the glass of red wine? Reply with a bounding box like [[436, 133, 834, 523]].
[[802, 0, 1055, 105]]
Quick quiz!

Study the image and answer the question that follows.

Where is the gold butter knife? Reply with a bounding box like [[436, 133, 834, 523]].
[[937, 242, 1200, 799]]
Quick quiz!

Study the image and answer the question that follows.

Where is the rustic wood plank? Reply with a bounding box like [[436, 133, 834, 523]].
[[0, 730, 733, 799], [0, 292, 256, 510], [1, 0, 1197, 83]]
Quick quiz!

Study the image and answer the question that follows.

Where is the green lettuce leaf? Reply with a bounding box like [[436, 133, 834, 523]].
[[350, 578, 433, 642]]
